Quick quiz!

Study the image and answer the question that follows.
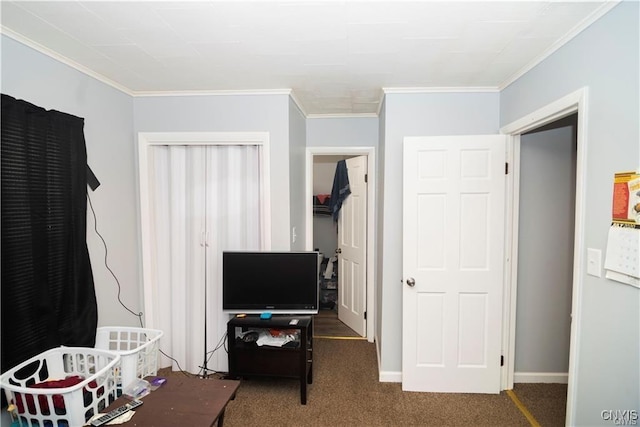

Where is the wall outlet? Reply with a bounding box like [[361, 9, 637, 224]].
[[587, 248, 602, 277], [292, 226, 297, 243]]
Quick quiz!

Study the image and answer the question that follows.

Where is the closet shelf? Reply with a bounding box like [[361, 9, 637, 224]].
[[313, 194, 331, 216]]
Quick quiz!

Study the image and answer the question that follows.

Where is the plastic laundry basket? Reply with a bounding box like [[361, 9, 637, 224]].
[[0, 346, 120, 427], [94, 327, 163, 391]]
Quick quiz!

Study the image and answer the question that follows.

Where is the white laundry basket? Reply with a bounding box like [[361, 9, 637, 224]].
[[94, 327, 163, 391], [0, 347, 120, 427]]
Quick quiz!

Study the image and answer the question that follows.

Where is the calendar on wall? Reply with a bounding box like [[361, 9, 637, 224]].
[[604, 171, 640, 288]]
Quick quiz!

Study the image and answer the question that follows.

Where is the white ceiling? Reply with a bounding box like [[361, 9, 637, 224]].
[[1, 1, 617, 116]]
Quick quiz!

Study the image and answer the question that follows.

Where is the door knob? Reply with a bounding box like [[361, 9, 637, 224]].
[[406, 277, 416, 287], [336, 248, 342, 254]]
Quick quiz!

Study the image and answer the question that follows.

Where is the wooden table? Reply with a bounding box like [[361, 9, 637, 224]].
[[102, 376, 240, 427]]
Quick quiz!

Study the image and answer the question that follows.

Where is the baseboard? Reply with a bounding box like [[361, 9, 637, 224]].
[[514, 372, 569, 384], [376, 339, 382, 374], [379, 370, 402, 383], [377, 370, 568, 384], [374, 340, 401, 382]]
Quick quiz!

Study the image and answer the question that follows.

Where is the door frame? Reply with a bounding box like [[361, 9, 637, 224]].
[[137, 131, 272, 373], [500, 88, 588, 426], [305, 146, 376, 342]]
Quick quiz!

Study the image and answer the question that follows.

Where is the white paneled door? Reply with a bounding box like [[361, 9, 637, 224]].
[[402, 135, 506, 393], [338, 155, 367, 337]]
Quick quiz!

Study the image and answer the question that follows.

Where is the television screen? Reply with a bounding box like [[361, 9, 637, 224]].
[[222, 251, 319, 314]]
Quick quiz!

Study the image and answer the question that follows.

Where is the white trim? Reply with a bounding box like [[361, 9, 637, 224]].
[[138, 131, 272, 329], [287, 90, 308, 118], [514, 372, 569, 384], [500, 89, 586, 135], [133, 88, 292, 98], [137, 131, 271, 145], [382, 86, 499, 94], [3, 0, 617, 119], [307, 113, 379, 119], [379, 371, 402, 383], [501, 134, 520, 391], [377, 94, 385, 117], [500, 87, 588, 427], [376, 336, 382, 380], [305, 146, 376, 343], [515, 372, 569, 384], [1, 26, 134, 96], [499, 1, 621, 91]]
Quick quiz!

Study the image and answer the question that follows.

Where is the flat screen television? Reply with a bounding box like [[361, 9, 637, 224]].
[[222, 251, 319, 314]]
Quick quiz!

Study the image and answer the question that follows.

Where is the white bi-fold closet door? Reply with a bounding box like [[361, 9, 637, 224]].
[[139, 133, 269, 375]]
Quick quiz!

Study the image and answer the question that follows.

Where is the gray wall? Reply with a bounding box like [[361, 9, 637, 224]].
[[133, 94, 292, 250], [288, 97, 307, 251], [4, 3, 638, 418], [306, 114, 380, 256], [516, 120, 576, 375], [1, 35, 140, 328], [500, 2, 639, 423], [307, 116, 378, 147], [306, 116, 380, 338], [132, 92, 296, 372], [379, 92, 501, 375]]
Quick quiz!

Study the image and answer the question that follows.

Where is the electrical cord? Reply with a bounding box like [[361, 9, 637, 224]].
[[198, 332, 229, 377], [159, 349, 194, 377], [87, 191, 144, 326], [88, 191, 221, 378], [207, 331, 228, 356]]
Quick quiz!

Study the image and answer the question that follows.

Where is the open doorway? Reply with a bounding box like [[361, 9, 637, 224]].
[[312, 155, 359, 337], [511, 113, 578, 425], [305, 147, 376, 342], [501, 88, 588, 426]]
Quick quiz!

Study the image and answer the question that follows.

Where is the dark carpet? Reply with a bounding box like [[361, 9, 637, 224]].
[[221, 338, 531, 426], [314, 310, 362, 338], [157, 338, 566, 426], [514, 382, 567, 427]]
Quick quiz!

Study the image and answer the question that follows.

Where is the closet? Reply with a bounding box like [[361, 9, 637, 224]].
[[312, 155, 342, 312], [311, 153, 368, 340], [138, 132, 269, 375]]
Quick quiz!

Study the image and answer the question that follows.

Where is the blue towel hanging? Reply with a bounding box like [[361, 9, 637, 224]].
[[330, 159, 351, 221]]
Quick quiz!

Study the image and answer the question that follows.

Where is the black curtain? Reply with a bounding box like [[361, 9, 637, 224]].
[[1, 94, 97, 374]]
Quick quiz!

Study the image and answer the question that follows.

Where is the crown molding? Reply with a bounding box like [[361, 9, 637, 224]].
[[287, 90, 308, 117], [307, 112, 379, 119], [499, 0, 621, 91], [132, 88, 293, 97], [377, 94, 385, 116], [382, 87, 499, 94], [4, 0, 620, 116], [1, 26, 134, 96], [1, 27, 302, 109]]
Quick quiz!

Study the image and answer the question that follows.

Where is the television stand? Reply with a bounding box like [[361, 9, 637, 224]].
[[227, 315, 313, 404]]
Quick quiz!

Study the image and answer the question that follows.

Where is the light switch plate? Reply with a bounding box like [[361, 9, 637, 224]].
[[587, 248, 602, 277]]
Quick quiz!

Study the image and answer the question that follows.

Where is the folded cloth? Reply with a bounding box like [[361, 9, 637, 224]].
[[316, 193, 331, 204], [330, 160, 351, 221], [17, 375, 102, 415], [313, 195, 332, 216]]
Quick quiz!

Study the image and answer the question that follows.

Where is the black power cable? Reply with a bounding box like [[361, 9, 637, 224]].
[[87, 191, 218, 378], [87, 192, 143, 326]]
